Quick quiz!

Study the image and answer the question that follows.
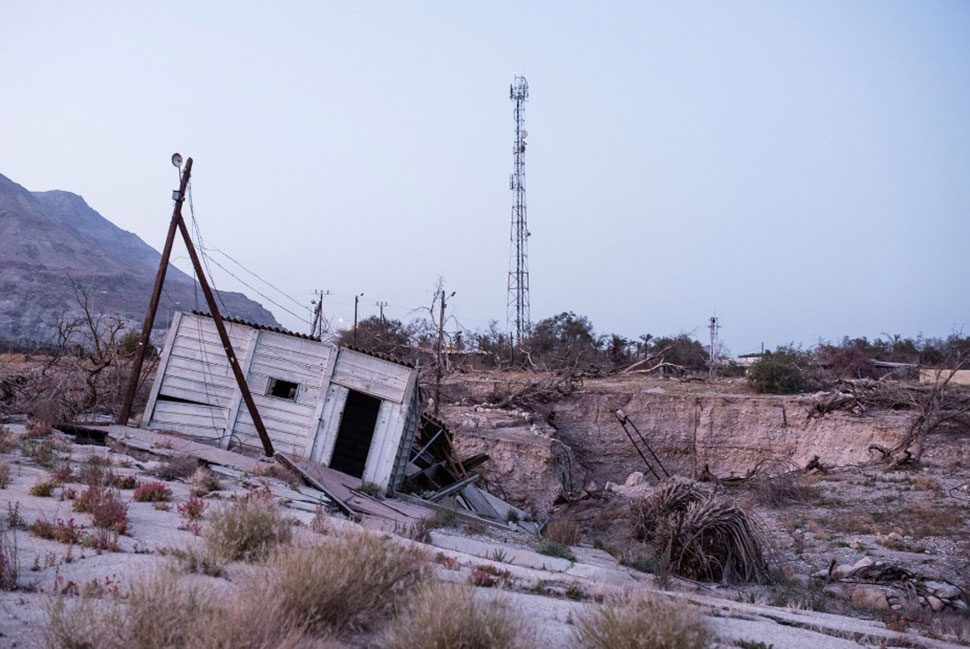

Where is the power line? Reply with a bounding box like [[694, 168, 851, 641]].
[[203, 255, 314, 326], [204, 246, 312, 313]]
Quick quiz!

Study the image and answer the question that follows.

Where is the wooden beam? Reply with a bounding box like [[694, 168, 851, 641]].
[[172, 179, 274, 457], [117, 158, 193, 424]]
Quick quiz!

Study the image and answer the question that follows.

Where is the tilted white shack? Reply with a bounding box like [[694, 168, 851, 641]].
[[142, 311, 420, 491]]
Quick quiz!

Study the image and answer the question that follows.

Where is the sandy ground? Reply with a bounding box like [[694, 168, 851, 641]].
[[1, 423, 968, 648]]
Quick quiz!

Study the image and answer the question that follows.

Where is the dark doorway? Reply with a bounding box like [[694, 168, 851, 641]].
[[329, 390, 382, 478]]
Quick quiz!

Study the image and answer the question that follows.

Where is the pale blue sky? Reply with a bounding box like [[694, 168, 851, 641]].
[[2, 1, 967, 353]]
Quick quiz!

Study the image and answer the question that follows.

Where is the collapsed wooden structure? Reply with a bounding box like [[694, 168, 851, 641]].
[[120, 155, 532, 529], [144, 311, 420, 493]]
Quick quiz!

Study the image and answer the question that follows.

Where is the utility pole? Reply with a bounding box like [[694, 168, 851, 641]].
[[310, 289, 330, 338], [117, 156, 192, 424], [376, 301, 388, 324], [434, 289, 454, 415], [353, 292, 364, 346], [117, 156, 275, 457]]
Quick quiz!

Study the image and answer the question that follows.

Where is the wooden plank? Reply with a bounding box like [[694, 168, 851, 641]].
[[331, 350, 410, 403], [307, 347, 338, 462], [157, 382, 235, 408], [312, 384, 348, 464], [361, 401, 398, 490], [459, 484, 501, 520], [143, 310, 182, 428], [168, 344, 234, 368], [275, 453, 357, 517], [224, 327, 261, 449], [176, 313, 252, 347], [97, 424, 259, 471], [427, 474, 480, 502], [154, 400, 228, 420]]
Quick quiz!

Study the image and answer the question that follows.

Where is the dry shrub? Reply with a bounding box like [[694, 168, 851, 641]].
[[45, 571, 196, 649], [133, 481, 172, 502], [543, 518, 581, 545], [257, 531, 429, 634], [575, 593, 712, 649], [751, 472, 820, 508], [191, 467, 222, 495], [187, 591, 327, 649], [0, 522, 18, 590], [384, 581, 528, 649], [633, 479, 769, 583], [0, 462, 10, 489], [30, 479, 57, 497], [44, 569, 322, 649], [205, 492, 292, 562], [0, 426, 16, 453], [153, 455, 198, 481]]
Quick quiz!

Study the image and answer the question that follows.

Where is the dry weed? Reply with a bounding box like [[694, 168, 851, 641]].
[[543, 518, 581, 545], [256, 531, 429, 634], [575, 593, 712, 649], [0, 522, 18, 590], [204, 491, 292, 562], [751, 472, 820, 508], [384, 580, 529, 649], [153, 455, 198, 481]]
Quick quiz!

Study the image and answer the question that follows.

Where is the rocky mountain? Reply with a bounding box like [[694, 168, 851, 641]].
[[0, 173, 279, 347]]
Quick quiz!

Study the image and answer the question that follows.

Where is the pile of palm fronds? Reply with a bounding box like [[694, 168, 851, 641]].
[[630, 479, 771, 583]]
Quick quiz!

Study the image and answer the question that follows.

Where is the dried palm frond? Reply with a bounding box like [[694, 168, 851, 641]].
[[632, 479, 771, 584]]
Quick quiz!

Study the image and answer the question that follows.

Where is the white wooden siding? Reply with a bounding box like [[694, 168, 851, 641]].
[[331, 349, 411, 403], [147, 312, 419, 491], [311, 384, 349, 464], [150, 400, 228, 444]]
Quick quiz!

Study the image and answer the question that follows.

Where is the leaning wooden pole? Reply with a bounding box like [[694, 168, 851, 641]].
[[117, 158, 194, 424], [173, 201, 275, 457]]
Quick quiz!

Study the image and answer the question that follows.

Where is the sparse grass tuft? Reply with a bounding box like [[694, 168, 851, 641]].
[[190, 467, 221, 495], [543, 518, 580, 545], [575, 593, 712, 649], [384, 580, 529, 649], [256, 531, 429, 634], [750, 472, 820, 508], [0, 426, 16, 453], [30, 479, 57, 497], [0, 462, 11, 489], [204, 491, 292, 562], [0, 522, 18, 590], [21, 439, 59, 467], [537, 540, 576, 561]]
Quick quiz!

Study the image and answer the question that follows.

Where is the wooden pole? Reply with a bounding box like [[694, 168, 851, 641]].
[[117, 158, 193, 424], [174, 209, 275, 457], [434, 289, 446, 415]]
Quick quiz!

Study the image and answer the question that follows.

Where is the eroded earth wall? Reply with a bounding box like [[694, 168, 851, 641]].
[[444, 375, 915, 518]]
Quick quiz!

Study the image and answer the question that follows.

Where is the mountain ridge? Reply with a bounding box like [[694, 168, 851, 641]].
[[0, 172, 280, 347]]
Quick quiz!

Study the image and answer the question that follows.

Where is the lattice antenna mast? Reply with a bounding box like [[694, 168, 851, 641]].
[[507, 74, 531, 347]]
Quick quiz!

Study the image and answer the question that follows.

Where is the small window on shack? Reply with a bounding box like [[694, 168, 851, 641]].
[[266, 378, 299, 401]]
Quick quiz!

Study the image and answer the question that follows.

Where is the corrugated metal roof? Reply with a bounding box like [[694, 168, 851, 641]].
[[190, 311, 321, 342]]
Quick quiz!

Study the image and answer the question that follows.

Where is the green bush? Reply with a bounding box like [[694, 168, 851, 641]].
[[747, 353, 807, 394]]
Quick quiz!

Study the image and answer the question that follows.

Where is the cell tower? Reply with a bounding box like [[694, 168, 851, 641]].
[[507, 74, 531, 346]]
